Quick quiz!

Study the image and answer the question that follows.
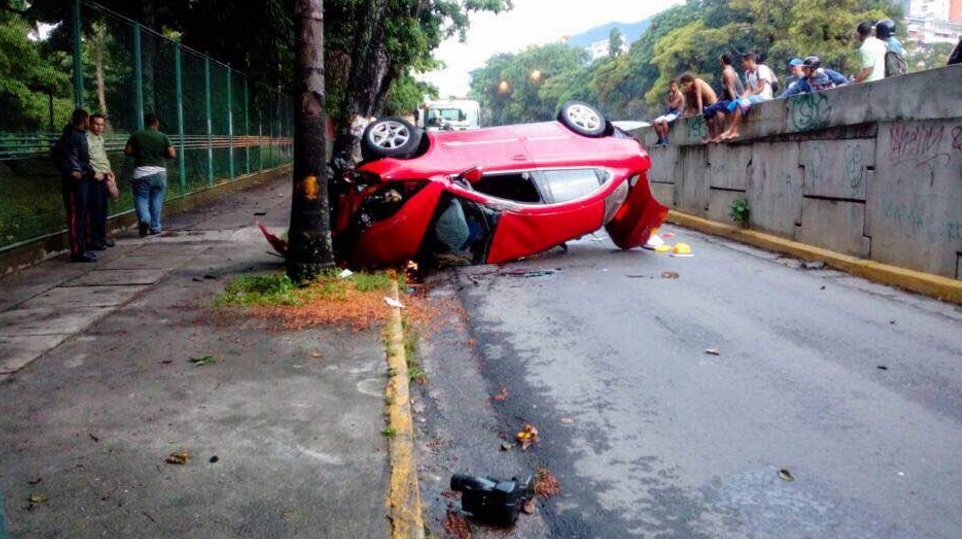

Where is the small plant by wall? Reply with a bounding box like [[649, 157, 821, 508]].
[[729, 198, 750, 225]]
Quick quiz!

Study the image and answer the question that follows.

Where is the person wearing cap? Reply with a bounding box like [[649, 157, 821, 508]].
[[784, 58, 805, 93], [779, 56, 849, 98], [853, 21, 887, 83]]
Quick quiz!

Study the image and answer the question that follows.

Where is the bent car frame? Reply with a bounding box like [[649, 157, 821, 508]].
[[331, 102, 669, 268]]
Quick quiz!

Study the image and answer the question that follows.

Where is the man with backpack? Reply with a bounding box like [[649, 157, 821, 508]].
[[52, 109, 97, 262], [875, 19, 908, 77], [779, 56, 849, 98]]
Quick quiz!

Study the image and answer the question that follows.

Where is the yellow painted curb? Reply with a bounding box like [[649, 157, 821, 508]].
[[666, 210, 962, 306], [384, 275, 425, 539]]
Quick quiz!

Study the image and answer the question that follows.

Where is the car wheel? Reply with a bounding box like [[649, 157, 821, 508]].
[[361, 117, 420, 160], [557, 101, 607, 137]]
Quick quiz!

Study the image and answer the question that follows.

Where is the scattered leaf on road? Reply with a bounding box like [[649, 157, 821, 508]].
[[778, 469, 794, 482], [165, 452, 191, 465], [189, 355, 216, 367], [877, 365, 888, 371], [310, 351, 322, 358], [209, 455, 219, 463], [534, 466, 561, 498], [561, 417, 574, 424], [491, 385, 508, 402], [705, 348, 721, 356], [661, 271, 680, 279], [28, 494, 48, 504], [517, 424, 539, 451], [28, 478, 42, 485], [523, 499, 536, 514], [384, 296, 405, 309], [88, 433, 99, 442], [500, 442, 514, 451], [444, 511, 471, 539]]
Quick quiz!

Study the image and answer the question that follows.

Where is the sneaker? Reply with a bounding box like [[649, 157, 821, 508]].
[[103, 238, 116, 247], [86, 242, 106, 251], [70, 253, 97, 263], [148, 229, 161, 236], [139, 223, 149, 237]]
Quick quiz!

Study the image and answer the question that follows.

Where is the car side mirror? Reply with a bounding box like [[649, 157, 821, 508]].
[[459, 167, 483, 183]]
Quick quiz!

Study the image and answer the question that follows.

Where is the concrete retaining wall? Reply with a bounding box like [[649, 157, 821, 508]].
[[632, 64, 962, 280]]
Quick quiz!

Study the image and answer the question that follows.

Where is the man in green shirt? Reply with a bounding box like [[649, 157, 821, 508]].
[[86, 113, 115, 249], [125, 113, 175, 236]]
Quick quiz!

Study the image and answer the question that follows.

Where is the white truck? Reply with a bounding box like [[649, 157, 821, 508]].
[[417, 99, 481, 132]]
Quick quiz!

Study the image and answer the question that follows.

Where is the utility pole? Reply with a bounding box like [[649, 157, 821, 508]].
[[287, 0, 334, 282]]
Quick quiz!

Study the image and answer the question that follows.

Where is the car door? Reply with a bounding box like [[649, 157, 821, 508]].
[[485, 167, 608, 264]]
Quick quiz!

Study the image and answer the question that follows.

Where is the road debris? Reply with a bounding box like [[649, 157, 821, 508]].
[[209, 455, 219, 463], [337, 269, 354, 279], [28, 478, 42, 485], [500, 442, 514, 451], [310, 351, 322, 358], [877, 365, 888, 371], [561, 417, 574, 424], [534, 466, 561, 498], [626, 274, 655, 279], [516, 424, 539, 450], [778, 468, 794, 482], [88, 433, 100, 442], [670, 242, 694, 258], [450, 473, 534, 526], [491, 385, 508, 402], [802, 261, 826, 270], [27, 494, 48, 505], [661, 271, 680, 279], [522, 499, 536, 514], [705, 348, 721, 356], [384, 296, 405, 309], [189, 355, 217, 367], [253, 211, 267, 216], [165, 452, 191, 465], [500, 269, 557, 279], [443, 510, 472, 539]]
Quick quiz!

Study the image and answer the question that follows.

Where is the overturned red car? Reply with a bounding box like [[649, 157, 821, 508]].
[[332, 101, 668, 268]]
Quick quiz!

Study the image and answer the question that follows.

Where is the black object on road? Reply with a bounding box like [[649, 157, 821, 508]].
[[450, 473, 534, 526]]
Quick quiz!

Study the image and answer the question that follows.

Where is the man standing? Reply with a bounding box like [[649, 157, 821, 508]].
[[679, 73, 717, 118], [720, 53, 775, 142], [53, 109, 96, 262], [853, 21, 888, 83], [651, 79, 685, 147], [86, 113, 115, 250], [125, 113, 175, 236], [703, 53, 744, 143]]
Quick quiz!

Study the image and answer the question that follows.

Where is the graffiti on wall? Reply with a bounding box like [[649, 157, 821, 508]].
[[687, 116, 708, 141], [789, 93, 833, 132], [888, 122, 960, 184]]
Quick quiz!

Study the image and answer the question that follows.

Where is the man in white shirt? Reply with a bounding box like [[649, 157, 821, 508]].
[[854, 21, 887, 83], [720, 52, 775, 141]]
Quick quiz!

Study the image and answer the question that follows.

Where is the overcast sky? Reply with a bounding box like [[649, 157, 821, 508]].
[[418, 0, 685, 98]]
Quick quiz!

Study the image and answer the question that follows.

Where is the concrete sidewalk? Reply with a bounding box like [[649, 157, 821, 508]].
[[0, 174, 389, 537]]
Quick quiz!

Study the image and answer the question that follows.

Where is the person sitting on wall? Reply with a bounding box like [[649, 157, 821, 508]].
[[702, 53, 744, 144], [719, 52, 775, 142], [779, 56, 848, 98], [679, 72, 717, 119], [651, 79, 685, 147], [784, 58, 805, 93]]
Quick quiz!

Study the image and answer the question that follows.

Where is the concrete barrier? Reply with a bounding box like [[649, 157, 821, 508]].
[[632, 64, 962, 281]]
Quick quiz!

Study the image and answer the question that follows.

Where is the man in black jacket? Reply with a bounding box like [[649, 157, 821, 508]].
[[53, 109, 96, 262]]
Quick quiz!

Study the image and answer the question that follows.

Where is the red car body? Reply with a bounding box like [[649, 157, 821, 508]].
[[333, 121, 668, 268]]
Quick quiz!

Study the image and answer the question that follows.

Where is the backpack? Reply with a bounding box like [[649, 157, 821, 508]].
[[885, 50, 907, 77], [770, 76, 779, 94]]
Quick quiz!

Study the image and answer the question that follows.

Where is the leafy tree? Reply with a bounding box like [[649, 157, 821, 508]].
[[905, 41, 954, 72], [608, 27, 623, 58]]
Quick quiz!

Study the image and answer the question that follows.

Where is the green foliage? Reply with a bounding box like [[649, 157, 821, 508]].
[[381, 425, 398, 437], [386, 72, 438, 116], [729, 197, 750, 224], [214, 273, 300, 306], [0, 10, 72, 130], [608, 27, 624, 58], [905, 42, 954, 72]]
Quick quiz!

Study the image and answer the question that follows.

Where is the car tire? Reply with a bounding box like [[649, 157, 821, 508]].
[[361, 117, 420, 160], [557, 101, 607, 138]]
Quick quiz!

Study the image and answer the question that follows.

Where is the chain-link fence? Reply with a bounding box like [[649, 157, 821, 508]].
[[0, 1, 294, 252]]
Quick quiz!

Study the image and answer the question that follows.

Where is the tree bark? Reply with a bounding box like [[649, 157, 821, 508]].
[[93, 23, 108, 116], [287, 0, 334, 282]]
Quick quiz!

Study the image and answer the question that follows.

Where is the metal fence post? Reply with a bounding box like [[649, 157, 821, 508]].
[[227, 66, 234, 180], [244, 77, 250, 175], [174, 43, 186, 193], [72, 0, 83, 108], [133, 22, 144, 130], [204, 54, 213, 185]]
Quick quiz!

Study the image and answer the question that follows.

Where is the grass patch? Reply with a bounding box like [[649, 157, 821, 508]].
[[381, 425, 398, 438], [214, 273, 300, 307]]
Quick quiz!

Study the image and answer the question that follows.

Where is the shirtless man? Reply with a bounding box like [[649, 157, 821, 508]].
[[651, 80, 684, 146], [679, 72, 717, 118]]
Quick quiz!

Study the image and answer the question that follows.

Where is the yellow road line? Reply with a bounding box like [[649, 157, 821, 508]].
[[384, 275, 424, 539], [667, 210, 962, 306]]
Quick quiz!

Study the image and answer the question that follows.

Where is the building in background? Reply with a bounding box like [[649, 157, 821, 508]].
[[906, 16, 962, 42], [950, 0, 962, 22], [588, 35, 628, 62], [910, 0, 951, 18]]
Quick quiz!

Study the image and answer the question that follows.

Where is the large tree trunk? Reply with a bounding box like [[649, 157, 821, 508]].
[[93, 23, 108, 116], [287, 0, 334, 282]]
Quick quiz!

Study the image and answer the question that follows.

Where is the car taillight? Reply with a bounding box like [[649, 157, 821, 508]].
[[603, 179, 630, 225]]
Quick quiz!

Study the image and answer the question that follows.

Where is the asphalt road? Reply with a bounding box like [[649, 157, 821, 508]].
[[415, 225, 962, 539]]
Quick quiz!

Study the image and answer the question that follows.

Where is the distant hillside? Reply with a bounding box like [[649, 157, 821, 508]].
[[565, 19, 651, 49]]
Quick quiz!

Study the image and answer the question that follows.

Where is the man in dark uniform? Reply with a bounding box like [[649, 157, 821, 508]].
[[54, 109, 96, 262]]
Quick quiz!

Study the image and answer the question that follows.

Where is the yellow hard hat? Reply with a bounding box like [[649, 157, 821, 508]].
[[670, 242, 693, 257]]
